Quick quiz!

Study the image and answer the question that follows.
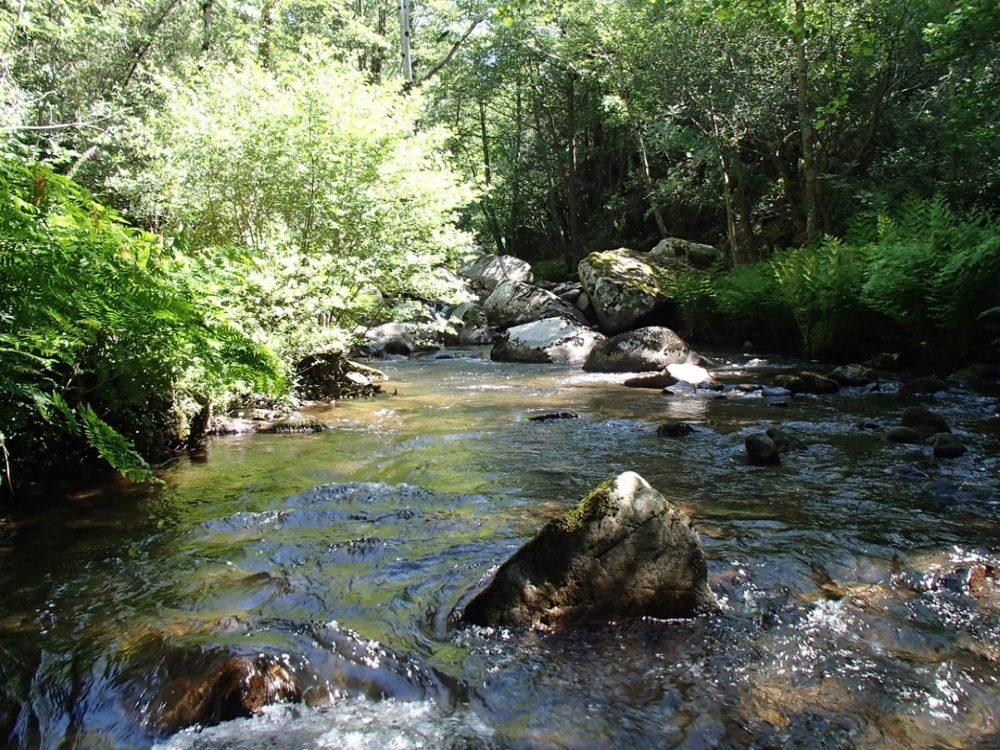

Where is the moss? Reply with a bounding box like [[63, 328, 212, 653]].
[[550, 477, 618, 534], [582, 249, 682, 299]]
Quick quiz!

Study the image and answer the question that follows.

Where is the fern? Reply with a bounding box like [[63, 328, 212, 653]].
[[78, 404, 158, 484], [1, 157, 285, 487]]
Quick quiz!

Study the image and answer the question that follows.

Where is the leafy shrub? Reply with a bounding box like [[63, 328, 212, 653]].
[[713, 262, 796, 346], [117, 58, 475, 363], [0, 159, 282, 490], [771, 240, 871, 356], [862, 196, 1000, 357]]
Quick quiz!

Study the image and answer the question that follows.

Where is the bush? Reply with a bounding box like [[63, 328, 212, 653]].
[[862, 197, 1000, 358], [771, 240, 871, 356], [116, 58, 475, 364], [0, 159, 282, 490]]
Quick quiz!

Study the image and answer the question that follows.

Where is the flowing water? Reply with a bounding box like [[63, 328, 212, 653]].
[[2, 350, 1000, 749]]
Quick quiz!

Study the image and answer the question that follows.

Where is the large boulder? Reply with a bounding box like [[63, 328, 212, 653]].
[[649, 237, 720, 270], [461, 472, 718, 628], [491, 317, 605, 365], [295, 354, 387, 399], [483, 280, 588, 329], [578, 249, 677, 334], [462, 255, 534, 295], [583, 326, 694, 373], [443, 302, 492, 346]]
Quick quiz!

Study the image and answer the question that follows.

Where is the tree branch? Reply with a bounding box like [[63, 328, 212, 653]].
[[412, 17, 483, 86]]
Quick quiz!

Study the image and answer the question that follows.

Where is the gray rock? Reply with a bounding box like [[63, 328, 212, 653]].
[[774, 372, 840, 395], [887, 426, 924, 444], [462, 254, 534, 295], [901, 406, 950, 438], [583, 327, 693, 373], [931, 433, 966, 458], [765, 427, 804, 454], [657, 421, 695, 438], [461, 471, 718, 627], [648, 237, 720, 269], [491, 317, 605, 365], [866, 352, 901, 370], [898, 377, 949, 396], [444, 302, 492, 346], [624, 372, 678, 389], [829, 364, 878, 386], [745, 433, 780, 465], [578, 248, 682, 333], [483, 280, 588, 329]]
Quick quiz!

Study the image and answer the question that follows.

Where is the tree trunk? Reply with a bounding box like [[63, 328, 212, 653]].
[[504, 83, 524, 254], [259, 0, 274, 68], [398, 0, 413, 84], [200, 0, 213, 53], [793, 0, 820, 242]]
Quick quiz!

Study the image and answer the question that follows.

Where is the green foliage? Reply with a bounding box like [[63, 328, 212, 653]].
[[713, 263, 796, 345], [0, 158, 283, 488], [771, 240, 871, 355], [117, 59, 474, 363], [862, 197, 1000, 357]]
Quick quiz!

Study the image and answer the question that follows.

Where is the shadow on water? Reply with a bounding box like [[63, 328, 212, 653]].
[[1, 350, 999, 748]]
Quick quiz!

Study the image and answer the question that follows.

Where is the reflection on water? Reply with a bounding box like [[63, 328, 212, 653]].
[[1, 350, 999, 748]]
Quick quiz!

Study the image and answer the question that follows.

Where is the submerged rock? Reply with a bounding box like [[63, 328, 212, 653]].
[[491, 316, 605, 365], [773, 371, 840, 395], [583, 326, 694, 373], [624, 372, 678, 389], [152, 653, 300, 732], [901, 406, 950, 438], [529, 411, 580, 422], [898, 377, 949, 396], [886, 426, 924, 444], [931, 433, 966, 458], [657, 421, 695, 438], [745, 433, 781, 465], [461, 471, 718, 627], [828, 364, 878, 387]]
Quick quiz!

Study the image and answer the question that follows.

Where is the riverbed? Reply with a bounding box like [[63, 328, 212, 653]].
[[1, 350, 999, 748]]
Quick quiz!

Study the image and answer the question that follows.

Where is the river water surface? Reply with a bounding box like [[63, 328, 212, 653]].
[[2, 350, 999, 748]]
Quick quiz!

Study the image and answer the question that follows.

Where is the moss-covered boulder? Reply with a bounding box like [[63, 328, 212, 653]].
[[295, 354, 387, 400], [648, 237, 720, 269], [774, 371, 840, 394], [828, 364, 878, 387], [461, 471, 718, 628], [578, 249, 683, 334]]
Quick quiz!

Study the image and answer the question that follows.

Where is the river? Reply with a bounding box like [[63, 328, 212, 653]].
[[1, 350, 999, 748]]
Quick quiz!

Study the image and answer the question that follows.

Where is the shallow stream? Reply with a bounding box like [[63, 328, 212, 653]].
[[2, 350, 999, 748]]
